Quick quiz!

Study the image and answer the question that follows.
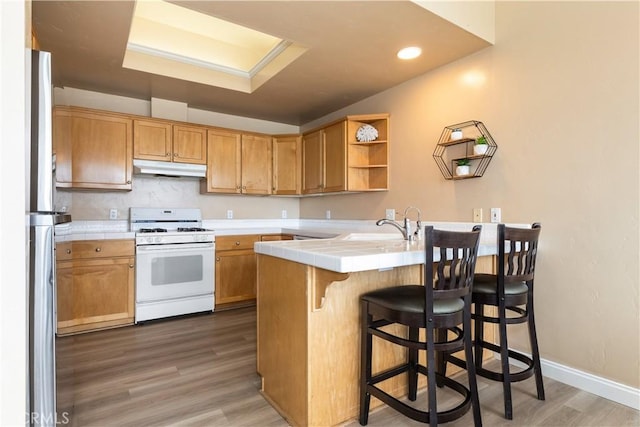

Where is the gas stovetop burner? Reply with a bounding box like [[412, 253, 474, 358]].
[[177, 227, 207, 232], [139, 228, 168, 233]]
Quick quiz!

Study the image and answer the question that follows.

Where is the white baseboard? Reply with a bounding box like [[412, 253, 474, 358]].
[[498, 354, 640, 411], [540, 358, 640, 411]]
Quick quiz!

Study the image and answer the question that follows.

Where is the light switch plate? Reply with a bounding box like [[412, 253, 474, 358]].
[[385, 209, 396, 220], [472, 208, 483, 223], [109, 208, 117, 220], [226, 210, 233, 219], [490, 208, 501, 223]]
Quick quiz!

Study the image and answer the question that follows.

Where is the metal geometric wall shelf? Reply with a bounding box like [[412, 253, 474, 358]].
[[433, 120, 498, 180]]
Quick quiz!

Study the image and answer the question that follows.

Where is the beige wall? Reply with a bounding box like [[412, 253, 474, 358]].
[[301, 2, 640, 388]]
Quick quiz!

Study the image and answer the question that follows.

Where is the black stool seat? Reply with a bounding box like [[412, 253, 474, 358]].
[[359, 226, 483, 427]]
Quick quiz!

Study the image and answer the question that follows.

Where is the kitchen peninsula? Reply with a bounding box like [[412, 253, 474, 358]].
[[254, 227, 500, 427]]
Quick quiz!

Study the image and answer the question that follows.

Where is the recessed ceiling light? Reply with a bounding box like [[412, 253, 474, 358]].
[[397, 46, 422, 60]]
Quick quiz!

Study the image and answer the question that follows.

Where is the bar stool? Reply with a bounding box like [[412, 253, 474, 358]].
[[444, 223, 544, 420], [359, 225, 482, 427]]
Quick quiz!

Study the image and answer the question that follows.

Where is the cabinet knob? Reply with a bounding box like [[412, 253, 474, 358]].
[[166, 152, 170, 157], [216, 257, 220, 262], [174, 153, 179, 157], [235, 241, 240, 246], [66, 249, 71, 254], [127, 180, 131, 184], [95, 247, 101, 252], [129, 264, 134, 268]]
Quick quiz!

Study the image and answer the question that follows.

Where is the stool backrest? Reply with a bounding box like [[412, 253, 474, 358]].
[[499, 223, 541, 285], [425, 225, 482, 303]]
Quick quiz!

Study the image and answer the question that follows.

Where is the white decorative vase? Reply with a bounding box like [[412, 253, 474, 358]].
[[455, 165, 470, 176], [451, 129, 463, 140], [473, 144, 488, 155]]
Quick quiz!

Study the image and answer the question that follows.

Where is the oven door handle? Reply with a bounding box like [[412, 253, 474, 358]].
[[136, 242, 215, 253]]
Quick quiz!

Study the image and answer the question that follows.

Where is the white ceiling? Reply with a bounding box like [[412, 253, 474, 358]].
[[32, 1, 491, 126]]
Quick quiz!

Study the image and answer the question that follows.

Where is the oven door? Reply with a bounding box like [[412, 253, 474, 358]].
[[136, 242, 214, 303]]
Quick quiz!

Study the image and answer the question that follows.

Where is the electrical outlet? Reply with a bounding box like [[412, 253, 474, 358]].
[[490, 207, 501, 223], [226, 210, 233, 219], [109, 208, 117, 220], [281, 209, 287, 219], [325, 210, 331, 219], [385, 208, 396, 220], [473, 208, 483, 223]]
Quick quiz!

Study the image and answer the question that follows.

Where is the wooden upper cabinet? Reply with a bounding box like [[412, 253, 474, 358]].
[[241, 134, 272, 195], [54, 106, 133, 190], [302, 120, 346, 194], [133, 119, 172, 161], [302, 130, 324, 194], [202, 128, 242, 193], [273, 135, 301, 195], [173, 125, 207, 164], [133, 119, 206, 165], [323, 121, 347, 193], [202, 129, 272, 195]]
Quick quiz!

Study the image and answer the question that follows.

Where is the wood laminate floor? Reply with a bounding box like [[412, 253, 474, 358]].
[[56, 307, 639, 427]]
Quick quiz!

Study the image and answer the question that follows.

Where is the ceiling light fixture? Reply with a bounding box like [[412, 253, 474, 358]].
[[397, 46, 422, 60]]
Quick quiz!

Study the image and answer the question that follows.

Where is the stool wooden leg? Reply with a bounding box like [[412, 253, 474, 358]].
[[498, 301, 513, 420], [426, 321, 438, 426], [359, 302, 372, 425], [527, 288, 545, 401], [464, 303, 482, 427], [474, 303, 485, 369], [408, 326, 419, 401]]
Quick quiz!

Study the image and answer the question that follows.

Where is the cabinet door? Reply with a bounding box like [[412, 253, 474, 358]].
[[241, 134, 272, 195], [54, 107, 132, 190], [133, 119, 172, 161], [173, 125, 207, 164], [302, 130, 323, 194], [272, 135, 301, 195], [203, 129, 242, 193], [323, 121, 346, 193], [56, 256, 135, 335], [215, 249, 257, 306]]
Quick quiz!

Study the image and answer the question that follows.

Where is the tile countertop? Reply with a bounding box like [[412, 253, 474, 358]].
[[254, 222, 503, 273], [55, 219, 528, 273]]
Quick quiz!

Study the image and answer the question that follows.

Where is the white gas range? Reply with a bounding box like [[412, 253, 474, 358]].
[[130, 208, 215, 322]]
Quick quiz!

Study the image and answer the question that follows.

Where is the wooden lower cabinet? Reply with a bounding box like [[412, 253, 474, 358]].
[[215, 234, 292, 310], [56, 240, 135, 335]]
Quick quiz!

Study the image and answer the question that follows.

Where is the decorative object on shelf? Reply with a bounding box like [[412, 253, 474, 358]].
[[473, 135, 488, 155], [432, 120, 498, 180], [455, 158, 471, 176], [451, 128, 463, 140], [355, 124, 379, 142]]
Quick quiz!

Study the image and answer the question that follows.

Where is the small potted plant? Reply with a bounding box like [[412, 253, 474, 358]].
[[451, 128, 463, 140], [455, 158, 471, 176], [473, 135, 488, 155]]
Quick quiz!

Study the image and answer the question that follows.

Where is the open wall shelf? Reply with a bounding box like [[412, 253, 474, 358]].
[[433, 120, 497, 180]]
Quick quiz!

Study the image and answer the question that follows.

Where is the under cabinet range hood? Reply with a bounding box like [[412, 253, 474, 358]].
[[133, 159, 206, 178]]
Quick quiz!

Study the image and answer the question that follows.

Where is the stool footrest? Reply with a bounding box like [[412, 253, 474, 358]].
[[366, 370, 471, 424], [472, 340, 536, 382]]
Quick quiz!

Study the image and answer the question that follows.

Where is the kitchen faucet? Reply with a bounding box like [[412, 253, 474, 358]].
[[376, 206, 423, 241]]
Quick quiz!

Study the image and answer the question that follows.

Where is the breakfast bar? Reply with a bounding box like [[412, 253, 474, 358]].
[[254, 227, 500, 427]]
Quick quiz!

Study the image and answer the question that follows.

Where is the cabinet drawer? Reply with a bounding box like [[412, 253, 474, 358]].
[[57, 239, 134, 260], [216, 234, 261, 251]]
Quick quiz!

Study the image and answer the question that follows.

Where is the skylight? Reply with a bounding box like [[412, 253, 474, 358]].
[[123, 1, 307, 93]]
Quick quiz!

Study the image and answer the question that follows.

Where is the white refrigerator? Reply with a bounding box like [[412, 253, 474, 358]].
[[26, 49, 71, 427]]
